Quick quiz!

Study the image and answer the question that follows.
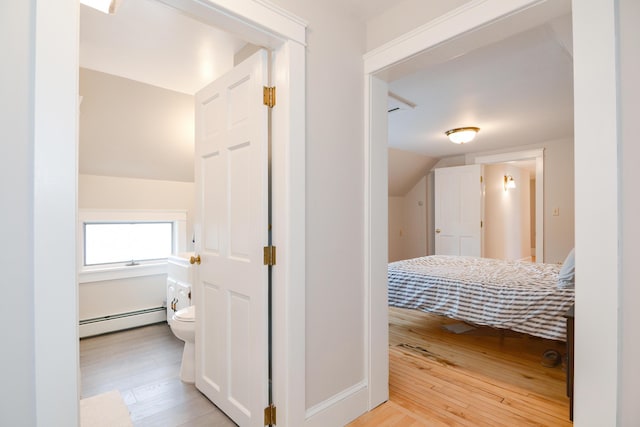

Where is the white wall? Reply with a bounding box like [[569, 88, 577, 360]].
[[404, 176, 428, 259], [270, 0, 367, 416], [619, 0, 640, 423], [484, 165, 531, 260], [78, 174, 194, 334], [540, 137, 574, 263], [79, 174, 195, 247], [79, 68, 195, 182], [573, 2, 620, 424], [1, 1, 36, 424], [388, 176, 428, 262], [79, 275, 166, 320], [388, 197, 404, 262], [6, 0, 80, 424], [530, 178, 536, 254], [365, 0, 472, 51]]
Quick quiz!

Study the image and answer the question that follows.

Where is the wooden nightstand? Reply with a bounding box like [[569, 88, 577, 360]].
[[564, 305, 575, 421]]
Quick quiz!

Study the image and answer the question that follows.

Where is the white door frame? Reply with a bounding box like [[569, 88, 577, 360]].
[[34, 1, 307, 425], [363, 0, 606, 419], [474, 149, 544, 262]]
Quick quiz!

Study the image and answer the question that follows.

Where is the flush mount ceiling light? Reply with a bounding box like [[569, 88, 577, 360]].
[[445, 127, 480, 144], [80, 0, 122, 14]]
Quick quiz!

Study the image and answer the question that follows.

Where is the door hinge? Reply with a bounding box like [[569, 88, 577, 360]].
[[481, 220, 483, 228], [480, 175, 483, 183], [263, 245, 277, 266], [263, 86, 276, 108], [264, 403, 277, 425]]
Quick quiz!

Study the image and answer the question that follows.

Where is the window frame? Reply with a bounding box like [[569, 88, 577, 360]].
[[83, 221, 174, 267], [78, 209, 187, 283]]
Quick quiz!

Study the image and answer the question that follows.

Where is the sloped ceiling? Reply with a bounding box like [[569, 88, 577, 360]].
[[380, 4, 573, 196], [79, 0, 247, 182], [386, 13, 574, 159], [79, 68, 195, 182], [80, 0, 574, 191], [388, 148, 438, 197], [80, 0, 246, 95]]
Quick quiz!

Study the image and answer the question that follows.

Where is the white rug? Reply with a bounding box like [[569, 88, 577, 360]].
[[80, 390, 133, 427]]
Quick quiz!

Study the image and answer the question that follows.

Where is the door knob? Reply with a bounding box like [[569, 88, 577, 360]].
[[435, 229, 441, 234], [190, 255, 201, 265]]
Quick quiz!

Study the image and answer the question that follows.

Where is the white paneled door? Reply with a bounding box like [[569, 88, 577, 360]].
[[194, 49, 269, 426], [434, 164, 483, 257]]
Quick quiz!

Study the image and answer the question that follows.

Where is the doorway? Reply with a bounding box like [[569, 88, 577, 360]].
[[32, 1, 306, 425], [475, 150, 544, 262], [365, 0, 574, 414]]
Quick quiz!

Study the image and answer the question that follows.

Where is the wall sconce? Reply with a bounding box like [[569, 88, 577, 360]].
[[504, 175, 516, 191], [445, 127, 480, 144]]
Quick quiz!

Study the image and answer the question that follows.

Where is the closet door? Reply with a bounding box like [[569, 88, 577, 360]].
[[193, 49, 269, 427], [434, 164, 483, 256]]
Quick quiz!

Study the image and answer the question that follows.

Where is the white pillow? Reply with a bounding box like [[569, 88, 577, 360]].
[[558, 248, 575, 288]]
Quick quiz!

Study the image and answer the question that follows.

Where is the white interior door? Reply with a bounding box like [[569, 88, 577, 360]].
[[434, 164, 483, 256], [194, 49, 269, 426]]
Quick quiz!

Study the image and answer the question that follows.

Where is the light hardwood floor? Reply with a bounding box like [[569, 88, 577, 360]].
[[79, 323, 236, 427], [81, 310, 570, 427], [349, 307, 571, 426]]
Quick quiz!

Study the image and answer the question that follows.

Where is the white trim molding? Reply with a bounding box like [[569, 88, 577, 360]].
[[363, 0, 551, 417], [79, 263, 168, 283], [363, 0, 550, 75], [77, 209, 187, 280], [36, 1, 308, 425]]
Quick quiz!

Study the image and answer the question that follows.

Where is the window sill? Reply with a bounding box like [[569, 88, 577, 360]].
[[79, 262, 168, 284]]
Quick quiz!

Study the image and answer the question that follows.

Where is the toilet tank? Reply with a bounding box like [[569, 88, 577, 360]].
[[167, 254, 194, 323]]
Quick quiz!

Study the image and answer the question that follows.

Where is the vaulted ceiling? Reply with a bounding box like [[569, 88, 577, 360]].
[[80, 0, 574, 191], [386, 13, 574, 159]]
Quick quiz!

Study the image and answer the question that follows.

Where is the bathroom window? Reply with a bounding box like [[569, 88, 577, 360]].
[[78, 209, 187, 282], [84, 222, 173, 266]]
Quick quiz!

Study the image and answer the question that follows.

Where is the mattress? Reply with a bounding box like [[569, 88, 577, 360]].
[[388, 255, 575, 341]]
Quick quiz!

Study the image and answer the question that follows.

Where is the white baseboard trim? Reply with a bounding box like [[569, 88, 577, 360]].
[[304, 381, 368, 427], [79, 309, 166, 338]]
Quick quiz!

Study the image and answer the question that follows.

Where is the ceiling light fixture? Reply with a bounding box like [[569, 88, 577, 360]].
[[80, 0, 122, 14], [445, 127, 480, 144]]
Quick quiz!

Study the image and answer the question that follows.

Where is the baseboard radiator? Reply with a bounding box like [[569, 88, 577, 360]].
[[79, 307, 166, 338]]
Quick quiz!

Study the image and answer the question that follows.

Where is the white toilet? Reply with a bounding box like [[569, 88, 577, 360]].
[[170, 305, 196, 383]]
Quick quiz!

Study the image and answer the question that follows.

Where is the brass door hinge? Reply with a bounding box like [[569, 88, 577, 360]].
[[480, 175, 483, 183], [264, 403, 277, 425], [481, 220, 483, 228], [263, 86, 276, 108], [263, 246, 276, 266]]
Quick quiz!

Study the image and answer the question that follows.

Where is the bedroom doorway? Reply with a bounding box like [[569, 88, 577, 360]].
[[367, 0, 574, 417]]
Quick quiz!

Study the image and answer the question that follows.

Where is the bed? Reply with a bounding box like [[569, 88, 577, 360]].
[[388, 255, 575, 341]]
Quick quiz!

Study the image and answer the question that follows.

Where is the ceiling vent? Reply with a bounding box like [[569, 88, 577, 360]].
[[388, 91, 416, 113]]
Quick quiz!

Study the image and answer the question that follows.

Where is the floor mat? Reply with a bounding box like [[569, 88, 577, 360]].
[[80, 390, 132, 427]]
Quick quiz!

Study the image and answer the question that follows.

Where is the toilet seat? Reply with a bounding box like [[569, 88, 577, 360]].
[[174, 305, 195, 322]]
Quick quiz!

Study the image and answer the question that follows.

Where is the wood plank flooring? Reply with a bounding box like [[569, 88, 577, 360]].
[[81, 310, 570, 426], [79, 322, 236, 427], [349, 307, 572, 426]]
